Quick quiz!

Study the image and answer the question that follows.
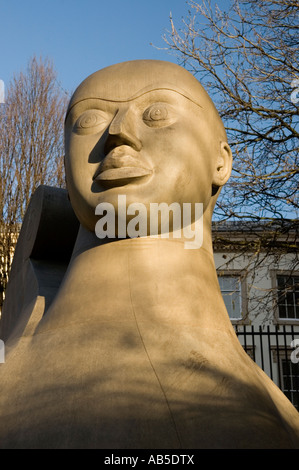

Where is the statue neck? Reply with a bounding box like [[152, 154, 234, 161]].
[[39, 222, 233, 333]]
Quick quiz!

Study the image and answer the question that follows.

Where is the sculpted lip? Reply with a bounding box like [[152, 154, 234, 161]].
[[95, 167, 152, 181], [93, 152, 152, 184]]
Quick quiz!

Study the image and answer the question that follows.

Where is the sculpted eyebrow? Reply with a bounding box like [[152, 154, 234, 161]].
[[65, 87, 203, 122]]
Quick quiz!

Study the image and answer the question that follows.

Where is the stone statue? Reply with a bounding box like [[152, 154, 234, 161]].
[[0, 60, 298, 449]]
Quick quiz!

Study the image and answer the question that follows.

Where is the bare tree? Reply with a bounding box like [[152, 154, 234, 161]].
[[160, 0, 299, 320], [0, 56, 69, 312]]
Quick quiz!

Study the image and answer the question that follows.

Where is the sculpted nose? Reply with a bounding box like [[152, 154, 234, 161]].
[[104, 108, 142, 154]]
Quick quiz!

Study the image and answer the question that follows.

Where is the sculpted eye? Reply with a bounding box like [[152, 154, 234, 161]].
[[143, 103, 173, 127], [74, 110, 108, 134]]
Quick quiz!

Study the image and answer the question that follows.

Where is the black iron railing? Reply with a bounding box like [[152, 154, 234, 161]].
[[235, 324, 299, 410]]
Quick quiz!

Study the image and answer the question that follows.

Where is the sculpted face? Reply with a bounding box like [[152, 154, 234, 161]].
[[64, 60, 231, 232]]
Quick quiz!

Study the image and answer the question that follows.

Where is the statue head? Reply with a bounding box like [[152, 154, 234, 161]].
[[64, 60, 232, 234]]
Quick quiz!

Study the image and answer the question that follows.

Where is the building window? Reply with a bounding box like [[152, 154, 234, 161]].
[[218, 275, 242, 320], [277, 275, 299, 320], [281, 359, 299, 410]]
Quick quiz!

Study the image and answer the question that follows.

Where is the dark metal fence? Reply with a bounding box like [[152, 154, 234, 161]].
[[235, 324, 299, 410]]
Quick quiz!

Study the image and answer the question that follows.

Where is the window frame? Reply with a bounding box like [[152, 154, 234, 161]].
[[271, 270, 299, 325], [272, 349, 299, 410], [217, 269, 248, 324]]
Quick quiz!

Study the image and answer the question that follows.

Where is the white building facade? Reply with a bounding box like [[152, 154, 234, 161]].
[[213, 221, 299, 410]]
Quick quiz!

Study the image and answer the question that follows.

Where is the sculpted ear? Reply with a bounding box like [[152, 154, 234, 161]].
[[212, 142, 232, 189]]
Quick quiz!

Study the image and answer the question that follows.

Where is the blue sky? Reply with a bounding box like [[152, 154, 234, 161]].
[[0, 0, 204, 95]]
